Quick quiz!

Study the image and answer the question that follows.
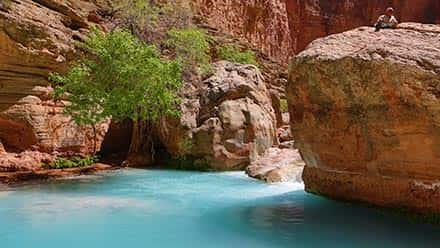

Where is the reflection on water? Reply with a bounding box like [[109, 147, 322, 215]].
[[1, 169, 440, 248], [247, 203, 305, 227]]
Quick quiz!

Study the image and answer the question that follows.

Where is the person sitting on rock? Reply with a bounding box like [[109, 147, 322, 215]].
[[375, 7, 398, 31]]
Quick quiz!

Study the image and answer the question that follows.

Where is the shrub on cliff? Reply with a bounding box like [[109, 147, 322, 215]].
[[280, 99, 289, 113], [166, 27, 212, 72], [43, 156, 99, 170], [218, 45, 258, 67], [50, 28, 183, 156], [113, 0, 194, 43]]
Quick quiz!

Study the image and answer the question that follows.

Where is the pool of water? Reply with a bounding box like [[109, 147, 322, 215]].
[[1, 169, 439, 248]]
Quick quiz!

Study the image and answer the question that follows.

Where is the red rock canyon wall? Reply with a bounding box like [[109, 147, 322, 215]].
[[194, 0, 440, 63]]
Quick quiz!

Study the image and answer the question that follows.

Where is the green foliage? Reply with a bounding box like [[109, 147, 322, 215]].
[[113, 0, 194, 43], [162, 154, 212, 171], [218, 45, 258, 67], [159, 1, 194, 30], [166, 27, 211, 71], [51, 28, 183, 127], [280, 99, 289, 113], [114, 0, 158, 29], [43, 156, 99, 169]]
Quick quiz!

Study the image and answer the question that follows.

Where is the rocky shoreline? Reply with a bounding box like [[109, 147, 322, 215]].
[[0, 163, 117, 185]]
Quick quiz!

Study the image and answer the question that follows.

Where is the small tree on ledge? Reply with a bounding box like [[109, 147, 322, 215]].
[[50, 27, 183, 161]]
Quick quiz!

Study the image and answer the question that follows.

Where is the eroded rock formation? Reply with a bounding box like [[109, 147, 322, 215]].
[[0, 0, 107, 111], [158, 61, 278, 170], [0, 0, 108, 155], [1, 89, 109, 154], [287, 23, 440, 213]]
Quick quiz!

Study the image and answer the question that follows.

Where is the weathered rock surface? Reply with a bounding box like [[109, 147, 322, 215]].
[[158, 61, 278, 170], [0, 0, 109, 156], [285, 0, 440, 53], [194, 0, 440, 63], [246, 148, 304, 183], [0, 162, 114, 184], [0, 88, 109, 154], [0, 151, 54, 172], [287, 23, 440, 213], [194, 0, 293, 64], [0, 0, 107, 111]]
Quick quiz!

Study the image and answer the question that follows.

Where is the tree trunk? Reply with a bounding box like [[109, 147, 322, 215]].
[[126, 119, 155, 167], [92, 124, 97, 155], [129, 119, 141, 154]]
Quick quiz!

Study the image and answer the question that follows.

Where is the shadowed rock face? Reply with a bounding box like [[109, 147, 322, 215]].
[[287, 23, 440, 213]]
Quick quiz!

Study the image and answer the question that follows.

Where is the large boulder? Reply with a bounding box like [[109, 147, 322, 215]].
[[0, 88, 109, 154], [287, 23, 440, 213], [246, 148, 304, 183], [158, 61, 278, 170]]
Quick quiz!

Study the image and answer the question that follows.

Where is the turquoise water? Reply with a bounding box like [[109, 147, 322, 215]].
[[1, 169, 440, 248]]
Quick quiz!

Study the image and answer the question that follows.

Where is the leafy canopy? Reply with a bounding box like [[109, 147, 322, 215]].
[[51, 28, 183, 126], [218, 44, 259, 67]]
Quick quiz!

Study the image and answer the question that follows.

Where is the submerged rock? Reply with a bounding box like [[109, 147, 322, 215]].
[[246, 148, 304, 183], [158, 61, 278, 170], [287, 23, 440, 213]]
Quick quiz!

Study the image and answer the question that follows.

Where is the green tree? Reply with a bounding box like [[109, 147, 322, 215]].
[[51, 28, 183, 158]]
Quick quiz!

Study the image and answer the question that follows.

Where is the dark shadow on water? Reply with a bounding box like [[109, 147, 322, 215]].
[[201, 191, 440, 248]]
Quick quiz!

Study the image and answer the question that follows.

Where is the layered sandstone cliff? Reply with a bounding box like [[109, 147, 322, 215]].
[[0, 0, 108, 154], [287, 23, 440, 213]]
